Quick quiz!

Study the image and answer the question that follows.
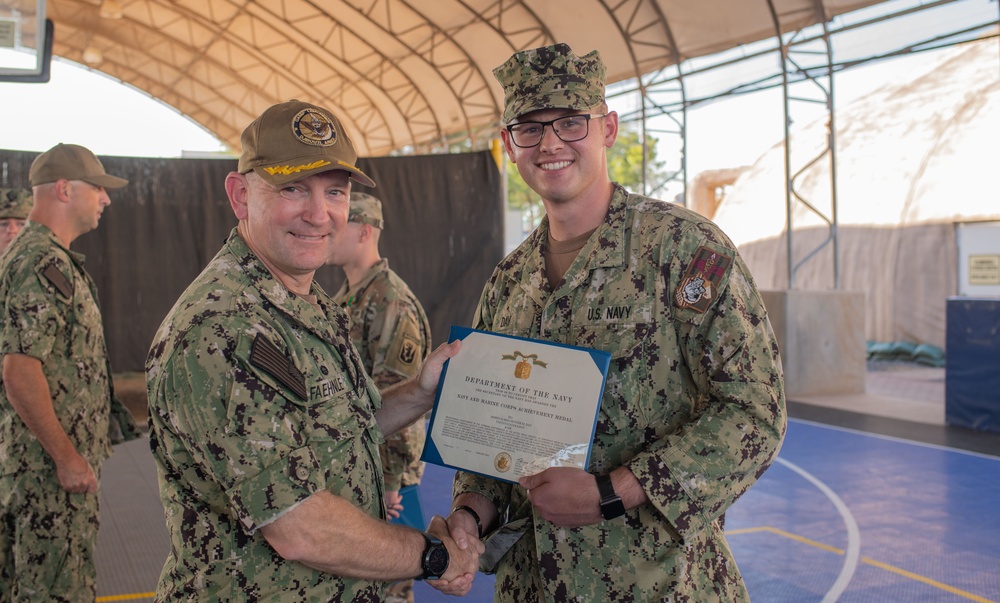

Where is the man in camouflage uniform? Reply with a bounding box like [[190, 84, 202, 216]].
[[0, 143, 140, 602], [145, 100, 481, 602], [328, 192, 433, 603], [0, 188, 32, 254], [444, 44, 787, 601]]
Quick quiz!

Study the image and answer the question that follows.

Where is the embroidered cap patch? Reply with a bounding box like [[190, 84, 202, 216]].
[[292, 108, 337, 147], [675, 246, 732, 313]]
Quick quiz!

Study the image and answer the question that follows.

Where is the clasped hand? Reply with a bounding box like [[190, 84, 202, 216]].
[[425, 513, 485, 596], [520, 466, 603, 527]]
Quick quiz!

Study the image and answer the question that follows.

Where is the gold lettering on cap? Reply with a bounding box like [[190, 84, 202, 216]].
[[264, 160, 333, 176]]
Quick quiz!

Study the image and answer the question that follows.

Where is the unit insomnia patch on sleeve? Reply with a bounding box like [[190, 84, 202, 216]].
[[385, 314, 423, 375], [674, 245, 733, 314], [249, 333, 308, 400]]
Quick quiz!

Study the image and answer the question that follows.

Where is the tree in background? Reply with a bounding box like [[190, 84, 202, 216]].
[[506, 121, 672, 231]]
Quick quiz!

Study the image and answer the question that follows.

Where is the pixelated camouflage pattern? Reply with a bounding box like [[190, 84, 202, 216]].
[[0, 188, 32, 220], [0, 221, 136, 601], [454, 185, 786, 602], [0, 222, 126, 471], [146, 229, 388, 602], [493, 43, 606, 124], [384, 579, 413, 603], [334, 259, 432, 491], [0, 467, 100, 602]]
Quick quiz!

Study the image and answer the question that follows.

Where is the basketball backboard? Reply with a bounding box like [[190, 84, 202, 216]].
[[1, 0, 51, 82]]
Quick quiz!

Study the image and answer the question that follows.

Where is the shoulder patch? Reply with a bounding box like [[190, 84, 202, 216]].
[[249, 333, 308, 400], [384, 313, 424, 377], [42, 264, 74, 298], [674, 246, 733, 314], [396, 332, 421, 366]]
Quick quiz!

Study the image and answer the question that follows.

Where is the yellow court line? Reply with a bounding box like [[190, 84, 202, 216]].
[[729, 526, 998, 603], [95, 527, 998, 603], [96, 593, 155, 602]]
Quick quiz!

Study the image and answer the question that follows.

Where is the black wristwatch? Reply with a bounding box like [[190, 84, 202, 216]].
[[596, 474, 626, 520], [417, 532, 449, 580]]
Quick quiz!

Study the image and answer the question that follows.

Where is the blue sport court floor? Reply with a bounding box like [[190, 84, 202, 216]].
[[96, 411, 1000, 602]]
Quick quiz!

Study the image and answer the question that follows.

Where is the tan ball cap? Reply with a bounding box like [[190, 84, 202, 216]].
[[29, 143, 129, 188], [238, 100, 376, 188]]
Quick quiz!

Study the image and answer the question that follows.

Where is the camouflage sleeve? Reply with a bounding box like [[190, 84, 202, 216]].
[[157, 321, 326, 534], [370, 299, 427, 490], [368, 299, 424, 388], [0, 256, 67, 359], [626, 222, 786, 539]]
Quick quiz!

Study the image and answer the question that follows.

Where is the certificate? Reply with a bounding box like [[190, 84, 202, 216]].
[[421, 326, 611, 484]]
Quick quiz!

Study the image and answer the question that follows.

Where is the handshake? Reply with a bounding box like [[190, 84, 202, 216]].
[[421, 507, 487, 596]]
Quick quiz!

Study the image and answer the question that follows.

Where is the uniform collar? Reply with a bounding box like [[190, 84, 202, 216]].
[[335, 258, 388, 306], [22, 220, 88, 267], [223, 228, 339, 335], [504, 184, 630, 300]]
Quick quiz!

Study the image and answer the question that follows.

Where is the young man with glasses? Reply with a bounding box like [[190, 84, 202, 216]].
[[443, 43, 787, 601]]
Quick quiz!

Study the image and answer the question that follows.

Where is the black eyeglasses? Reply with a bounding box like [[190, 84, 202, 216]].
[[506, 113, 607, 148]]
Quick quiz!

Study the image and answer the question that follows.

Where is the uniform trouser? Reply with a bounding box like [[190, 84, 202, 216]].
[[0, 467, 100, 603]]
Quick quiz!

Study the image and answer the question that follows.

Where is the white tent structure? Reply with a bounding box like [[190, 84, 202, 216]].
[[712, 36, 1000, 350]]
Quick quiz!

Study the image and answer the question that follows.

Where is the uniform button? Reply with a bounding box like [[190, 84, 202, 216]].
[[295, 466, 310, 480]]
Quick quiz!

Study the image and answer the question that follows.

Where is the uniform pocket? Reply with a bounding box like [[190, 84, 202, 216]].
[[573, 322, 653, 435]]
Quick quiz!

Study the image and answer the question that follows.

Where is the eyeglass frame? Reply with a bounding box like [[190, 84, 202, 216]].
[[504, 113, 608, 148]]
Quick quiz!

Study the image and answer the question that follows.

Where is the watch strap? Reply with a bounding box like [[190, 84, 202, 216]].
[[452, 505, 484, 538], [418, 532, 448, 581], [595, 474, 626, 520]]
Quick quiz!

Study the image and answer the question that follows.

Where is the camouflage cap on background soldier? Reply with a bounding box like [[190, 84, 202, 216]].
[[493, 42, 607, 124], [238, 99, 376, 188], [0, 188, 32, 219], [348, 192, 384, 230]]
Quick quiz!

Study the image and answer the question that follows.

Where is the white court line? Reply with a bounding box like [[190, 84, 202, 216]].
[[789, 418, 1000, 462], [775, 457, 861, 603]]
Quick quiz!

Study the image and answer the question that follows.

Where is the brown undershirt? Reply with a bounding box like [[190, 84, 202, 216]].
[[545, 227, 597, 288]]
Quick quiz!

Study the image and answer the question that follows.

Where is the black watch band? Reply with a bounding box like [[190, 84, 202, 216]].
[[452, 505, 484, 538], [417, 532, 449, 581], [595, 474, 626, 520]]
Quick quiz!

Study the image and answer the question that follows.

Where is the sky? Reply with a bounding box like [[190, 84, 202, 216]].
[[0, 45, 952, 183]]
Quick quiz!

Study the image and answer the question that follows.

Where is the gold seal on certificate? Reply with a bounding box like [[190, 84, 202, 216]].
[[421, 327, 611, 483]]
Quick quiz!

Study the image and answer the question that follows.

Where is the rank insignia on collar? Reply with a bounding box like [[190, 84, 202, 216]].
[[675, 246, 732, 313]]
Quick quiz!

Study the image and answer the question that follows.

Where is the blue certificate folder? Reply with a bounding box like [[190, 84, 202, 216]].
[[389, 484, 426, 530], [421, 326, 611, 484]]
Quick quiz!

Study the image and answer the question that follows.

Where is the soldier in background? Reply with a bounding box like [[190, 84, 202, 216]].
[[328, 192, 433, 603], [0, 188, 32, 254], [444, 43, 787, 601], [0, 144, 140, 602]]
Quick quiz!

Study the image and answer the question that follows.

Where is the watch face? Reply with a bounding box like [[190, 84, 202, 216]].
[[427, 546, 449, 575]]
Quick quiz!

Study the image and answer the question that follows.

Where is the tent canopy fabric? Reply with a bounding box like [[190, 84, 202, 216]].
[[43, 0, 887, 156], [711, 38, 1000, 349]]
